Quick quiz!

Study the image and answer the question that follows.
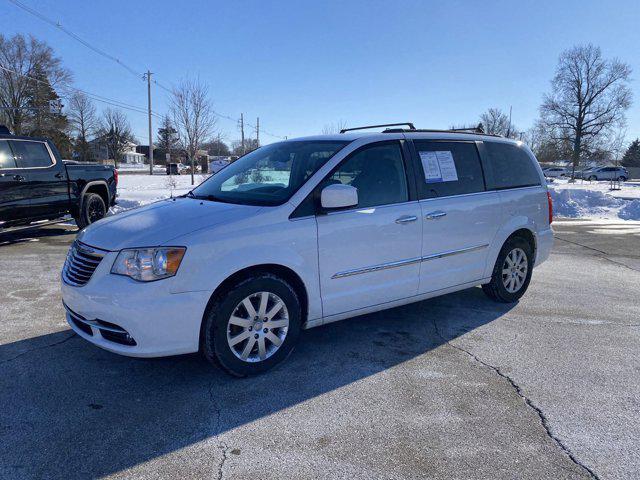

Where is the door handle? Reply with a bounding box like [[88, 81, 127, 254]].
[[54, 172, 65, 179], [395, 215, 418, 224], [13, 174, 25, 182], [425, 210, 447, 220]]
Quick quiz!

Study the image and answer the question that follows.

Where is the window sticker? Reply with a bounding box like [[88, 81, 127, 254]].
[[419, 151, 442, 182], [435, 151, 458, 182], [419, 150, 458, 183]]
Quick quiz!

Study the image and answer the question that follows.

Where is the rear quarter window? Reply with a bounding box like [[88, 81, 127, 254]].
[[484, 142, 541, 190]]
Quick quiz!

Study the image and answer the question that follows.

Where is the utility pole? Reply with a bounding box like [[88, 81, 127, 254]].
[[145, 70, 154, 175], [256, 117, 260, 147], [240, 113, 245, 155], [506, 105, 512, 138]]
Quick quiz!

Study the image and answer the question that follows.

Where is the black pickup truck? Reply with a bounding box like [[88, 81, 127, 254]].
[[0, 130, 117, 232]]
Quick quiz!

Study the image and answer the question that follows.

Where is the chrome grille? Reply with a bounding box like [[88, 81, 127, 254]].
[[62, 241, 107, 286]]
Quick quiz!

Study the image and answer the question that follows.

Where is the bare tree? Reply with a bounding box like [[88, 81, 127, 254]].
[[541, 44, 632, 179], [171, 78, 217, 185], [322, 120, 348, 135], [231, 138, 259, 156], [67, 92, 98, 161], [479, 108, 512, 136], [0, 34, 71, 134], [98, 108, 135, 168]]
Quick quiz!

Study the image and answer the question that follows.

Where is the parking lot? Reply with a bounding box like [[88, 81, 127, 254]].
[[1, 221, 639, 479]]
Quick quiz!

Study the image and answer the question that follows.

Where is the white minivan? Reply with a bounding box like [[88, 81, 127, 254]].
[[61, 124, 554, 376]]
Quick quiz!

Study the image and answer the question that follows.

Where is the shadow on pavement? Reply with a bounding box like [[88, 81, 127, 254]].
[[0, 226, 76, 247], [0, 287, 513, 479]]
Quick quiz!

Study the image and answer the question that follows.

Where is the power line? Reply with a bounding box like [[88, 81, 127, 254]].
[[0, 64, 161, 118], [154, 81, 286, 139], [7, 0, 143, 79], [6, 0, 289, 140]]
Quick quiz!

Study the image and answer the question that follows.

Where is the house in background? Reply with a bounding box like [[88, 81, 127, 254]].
[[88, 138, 146, 165], [122, 142, 146, 164]]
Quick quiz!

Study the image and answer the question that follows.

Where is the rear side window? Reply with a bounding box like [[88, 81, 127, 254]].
[[484, 142, 541, 190], [9, 141, 53, 168], [0, 141, 17, 169], [414, 141, 485, 198]]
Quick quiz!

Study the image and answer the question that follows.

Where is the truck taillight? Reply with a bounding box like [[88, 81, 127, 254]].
[[114, 169, 118, 186], [547, 191, 553, 224]]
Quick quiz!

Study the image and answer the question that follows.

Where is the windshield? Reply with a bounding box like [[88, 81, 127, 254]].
[[191, 140, 348, 206]]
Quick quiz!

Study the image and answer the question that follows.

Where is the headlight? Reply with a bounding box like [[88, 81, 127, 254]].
[[111, 247, 186, 282]]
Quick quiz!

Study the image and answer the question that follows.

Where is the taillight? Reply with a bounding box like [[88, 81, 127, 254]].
[[547, 191, 553, 224], [114, 169, 118, 186]]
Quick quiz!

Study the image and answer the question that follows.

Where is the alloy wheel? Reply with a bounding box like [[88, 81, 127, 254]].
[[226, 292, 289, 362], [87, 197, 105, 223], [502, 248, 528, 293]]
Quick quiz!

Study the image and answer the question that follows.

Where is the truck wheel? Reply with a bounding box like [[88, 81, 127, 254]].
[[202, 273, 302, 377], [75, 193, 106, 229]]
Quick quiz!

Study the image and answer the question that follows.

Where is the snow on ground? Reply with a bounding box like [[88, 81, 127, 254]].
[[109, 173, 640, 221], [110, 173, 209, 214], [547, 178, 640, 221]]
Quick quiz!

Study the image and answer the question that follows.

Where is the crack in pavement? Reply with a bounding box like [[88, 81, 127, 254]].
[[431, 318, 601, 480], [555, 236, 640, 273], [209, 380, 229, 480], [0, 332, 76, 364]]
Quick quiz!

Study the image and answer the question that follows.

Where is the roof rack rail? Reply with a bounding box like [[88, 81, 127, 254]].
[[340, 122, 415, 134], [449, 124, 485, 134], [382, 125, 502, 137]]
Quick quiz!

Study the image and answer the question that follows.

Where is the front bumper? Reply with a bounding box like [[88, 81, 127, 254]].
[[61, 255, 211, 357]]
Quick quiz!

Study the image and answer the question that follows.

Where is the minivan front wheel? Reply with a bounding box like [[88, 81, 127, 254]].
[[482, 237, 534, 303], [202, 274, 302, 376]]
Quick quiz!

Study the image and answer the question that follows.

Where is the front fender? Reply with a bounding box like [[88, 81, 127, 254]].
[[169, 216, 322, 321]]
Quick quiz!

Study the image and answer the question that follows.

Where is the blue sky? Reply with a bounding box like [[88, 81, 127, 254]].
[[3, 0, 640, 146]]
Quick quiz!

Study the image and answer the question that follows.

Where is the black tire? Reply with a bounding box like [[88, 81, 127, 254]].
[[75, 193, 107, 230], [619, 176, 627, 182], [588, 175, 597, 181], [482, 236, 534, 303], [202, 273, 302, 377]]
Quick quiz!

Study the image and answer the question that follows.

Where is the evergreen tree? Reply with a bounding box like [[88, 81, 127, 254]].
[[621, 139, 640, 167], [24, 64, 72, 156]]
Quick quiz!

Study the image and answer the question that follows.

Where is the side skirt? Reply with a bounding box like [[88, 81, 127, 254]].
[[302, 277, 491, 329]]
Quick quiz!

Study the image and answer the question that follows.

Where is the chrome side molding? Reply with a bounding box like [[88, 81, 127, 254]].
[[332, 244, 489, 279], [332, 257, 422, 279], [421, 243, 488, 262]]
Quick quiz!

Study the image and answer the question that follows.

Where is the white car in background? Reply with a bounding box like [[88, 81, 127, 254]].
[[542, 167, 569, 178], [61, 124, 554, 376], [582, 166, 628, 181], [209, 159, 230, 174]]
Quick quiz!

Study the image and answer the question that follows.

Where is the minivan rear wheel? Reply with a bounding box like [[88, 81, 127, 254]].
[[482, 236, 534, 303], [202, 273, 302, 377]]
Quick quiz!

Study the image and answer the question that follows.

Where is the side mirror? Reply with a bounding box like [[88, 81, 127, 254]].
[[320, 184, 358, 210]]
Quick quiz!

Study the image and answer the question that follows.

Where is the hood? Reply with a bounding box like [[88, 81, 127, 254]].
[[77, 197, 263, 251]]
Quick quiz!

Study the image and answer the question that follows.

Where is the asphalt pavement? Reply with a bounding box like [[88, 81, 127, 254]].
[[0, 220, 638, 479]]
